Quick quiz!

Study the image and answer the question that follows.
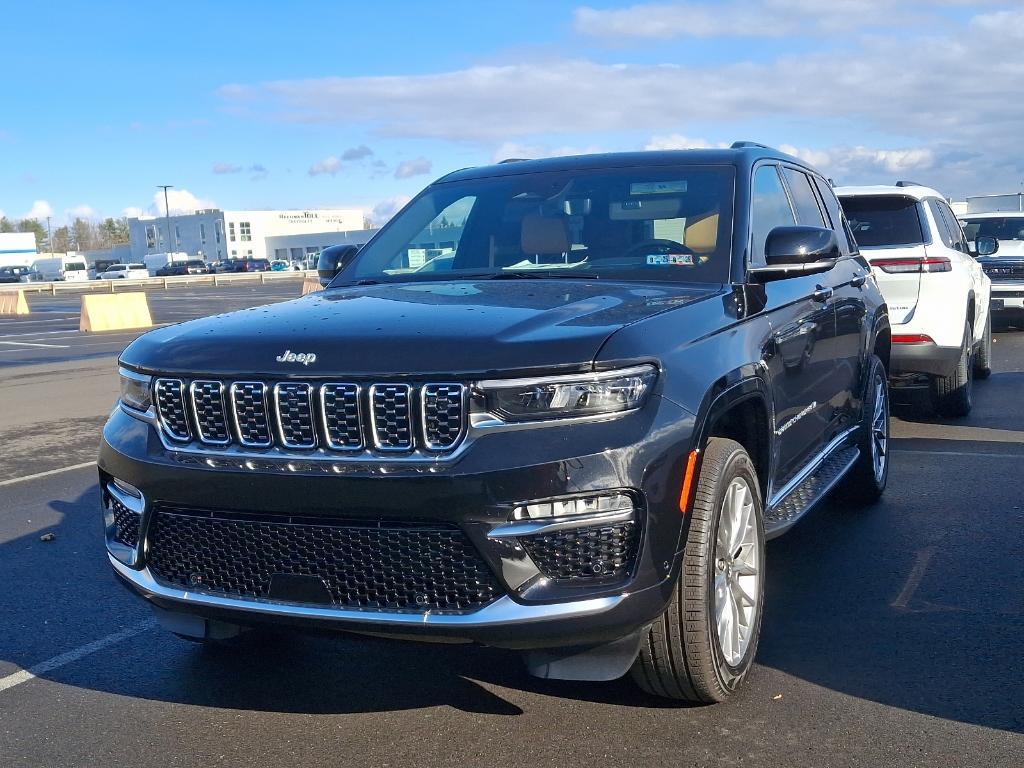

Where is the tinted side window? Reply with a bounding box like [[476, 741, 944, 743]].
[[750, 165, 795, 264], [782, 168, 825, 227], [926, 199, 955, 248], [813, 177, 856, 254], [936, 200, 967, 252]]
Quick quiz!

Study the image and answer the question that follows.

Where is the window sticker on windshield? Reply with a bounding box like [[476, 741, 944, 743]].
[[630, 181, 688, 196], [646, 253, 694, 266]]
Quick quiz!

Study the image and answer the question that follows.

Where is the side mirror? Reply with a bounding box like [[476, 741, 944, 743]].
[[750, 226, 840, 282], [317, 245, 359, 287], [972, 236, 999, 257]]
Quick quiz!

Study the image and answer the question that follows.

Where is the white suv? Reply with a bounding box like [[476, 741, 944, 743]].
[[837, 184, 992, 416], [99, 263, 149, 280]]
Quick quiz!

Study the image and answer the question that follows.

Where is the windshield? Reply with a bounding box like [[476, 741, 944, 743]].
[[338, 165, 735, 285], [840, 195, 925, 248], [961, 217, 1024, 242]]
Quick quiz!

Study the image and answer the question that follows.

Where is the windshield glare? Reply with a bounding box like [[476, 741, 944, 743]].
[[961, 217, 1024, 242], [341, 166, 735, 285]]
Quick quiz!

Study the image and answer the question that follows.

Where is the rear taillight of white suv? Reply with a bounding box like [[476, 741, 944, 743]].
[[870, 255, 951, 273]]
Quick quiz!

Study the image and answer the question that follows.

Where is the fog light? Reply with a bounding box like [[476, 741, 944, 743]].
[[512, 491, 634, 521]]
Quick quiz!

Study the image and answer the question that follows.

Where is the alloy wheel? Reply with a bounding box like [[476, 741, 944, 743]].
[[713, 477, 761, 667]]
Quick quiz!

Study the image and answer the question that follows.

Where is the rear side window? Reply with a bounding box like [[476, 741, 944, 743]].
[[925, 199, 956, 248], [782, 168, 825, 227], [750, 165, 796, 264], [840, 195, 924, 248], [935, 200, 967, 252]]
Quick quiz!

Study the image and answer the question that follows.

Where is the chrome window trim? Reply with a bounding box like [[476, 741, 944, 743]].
[[368, 383, 414, 452], [319, 382, 364, 451], [110, 554, 624, 626], [229, 381, 273, 448], [189, 380, 231, 446], [420, 383, 467, 451], [154, 378, 191, 442], [273, 382, 318, 450]]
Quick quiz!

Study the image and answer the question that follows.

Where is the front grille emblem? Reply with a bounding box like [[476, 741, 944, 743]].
[[275, 349, 317, 366]]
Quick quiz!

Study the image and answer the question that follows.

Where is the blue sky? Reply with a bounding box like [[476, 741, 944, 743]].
[[1, 1, 1021, 226]]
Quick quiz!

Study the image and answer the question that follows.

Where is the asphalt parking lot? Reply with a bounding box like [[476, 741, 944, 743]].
[[0, 289, 1021, 767]]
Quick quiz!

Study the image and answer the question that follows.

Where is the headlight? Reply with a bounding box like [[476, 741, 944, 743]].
[[476, 364, 657, 422], [119, 370, 152, 412]]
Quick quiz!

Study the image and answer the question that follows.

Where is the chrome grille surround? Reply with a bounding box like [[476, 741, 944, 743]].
[[321, 383, 363, 450], [189, 380, 230, 445], [154, 378, 190, 441], [229, 382, 272, 448], [421, 384, 467, 450], [273, 382, 317, 449], [369, 384, 413, 451], [147, 377, 469, 459]]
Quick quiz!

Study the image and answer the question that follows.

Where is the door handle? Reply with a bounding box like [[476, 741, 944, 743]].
[[851, 273, 867, 288], [812, 286, 833, 302]]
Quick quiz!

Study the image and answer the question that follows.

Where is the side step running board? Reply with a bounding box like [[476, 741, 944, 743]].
[[764, 445, 859, 539]]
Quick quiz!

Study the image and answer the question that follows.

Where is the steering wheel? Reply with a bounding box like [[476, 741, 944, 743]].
[[622, 239, 695, 260]]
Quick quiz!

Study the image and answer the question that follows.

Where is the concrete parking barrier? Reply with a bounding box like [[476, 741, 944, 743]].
[[0, 290, 30, 316], [79, 291, 153, 333], [301, 277, 323, 296]]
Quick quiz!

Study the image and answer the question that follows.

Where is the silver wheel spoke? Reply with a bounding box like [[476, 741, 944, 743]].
[[712, 475, 762, 667]]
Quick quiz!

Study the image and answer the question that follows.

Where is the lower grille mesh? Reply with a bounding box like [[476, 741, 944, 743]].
[[111, 497, 140, 549], [146, 507, 502, 612], [521, 522, 638, 581]]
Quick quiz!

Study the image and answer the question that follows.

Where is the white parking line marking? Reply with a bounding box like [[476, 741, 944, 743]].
[[892, 545, 937, 611], [0, 340, 70, 348], [0, 620, 157, 695], [0, 461, 95, 487]]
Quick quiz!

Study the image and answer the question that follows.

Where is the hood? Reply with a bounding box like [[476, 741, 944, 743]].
[[120, 280, 721, 377]]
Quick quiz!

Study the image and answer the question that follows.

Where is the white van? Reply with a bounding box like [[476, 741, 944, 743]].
[[33, 255, 90, 282], [143, 252, 189, 274]]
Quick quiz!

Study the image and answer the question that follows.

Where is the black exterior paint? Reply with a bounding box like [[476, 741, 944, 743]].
[[101, 145, 889, 650]]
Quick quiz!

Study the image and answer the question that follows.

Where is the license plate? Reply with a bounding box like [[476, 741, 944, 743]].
[[991, 299, 1004, 310]]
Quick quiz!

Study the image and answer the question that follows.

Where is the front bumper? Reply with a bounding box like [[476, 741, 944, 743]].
[[100, 394, 694, 650]]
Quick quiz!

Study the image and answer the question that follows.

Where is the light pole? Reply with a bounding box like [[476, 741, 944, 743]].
[[46, 216, 52, 255], [157, 185, 173, 253]]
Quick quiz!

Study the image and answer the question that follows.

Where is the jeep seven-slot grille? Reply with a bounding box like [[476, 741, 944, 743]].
[[154, 378, 465, 454], [146, 506, 502, 612]]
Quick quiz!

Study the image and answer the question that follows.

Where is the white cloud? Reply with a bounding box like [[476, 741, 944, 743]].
[[219, 6, 1024, 195], [122, 206, 150, 220], [309, 156, 342, 176], [66, 204, 98, 220], [213, 162, 243, 174], [342, 145, 373, 161], [22, 200, 53, 220], [150, 188, 215, 216], [572, 1, 980, 40], [643, 134, 729, 151], [394, 157, 432, 179], [371, 196, 412, 225]]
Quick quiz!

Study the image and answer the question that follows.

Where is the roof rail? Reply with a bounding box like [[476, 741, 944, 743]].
[[498, 158, 530, 164], [895, 180, 925, 188], [730, 141, 771, 150]]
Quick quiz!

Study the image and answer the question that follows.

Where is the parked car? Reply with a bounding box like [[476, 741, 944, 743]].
[[959, 211, 1024, 325], [0, 265, 39, 283], [270, 259, 290, 272], [156, 260, 210, 277], [226, 258, 271, 273], [838, 184, 993, 416], [99, 263, 149, 280], [102, 144, 890, 704]]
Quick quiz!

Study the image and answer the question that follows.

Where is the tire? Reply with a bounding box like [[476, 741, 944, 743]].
[[631, 437, 765, 703], [836, 354, 889, 505], [973, 314, 992, 380], [929, 321, 973, 418]]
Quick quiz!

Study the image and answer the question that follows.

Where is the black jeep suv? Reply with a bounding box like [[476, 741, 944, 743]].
[[101, 144, 890, 702]]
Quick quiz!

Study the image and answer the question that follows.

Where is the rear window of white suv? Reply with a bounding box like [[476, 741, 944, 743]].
[[840, 195, 924, 247]]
